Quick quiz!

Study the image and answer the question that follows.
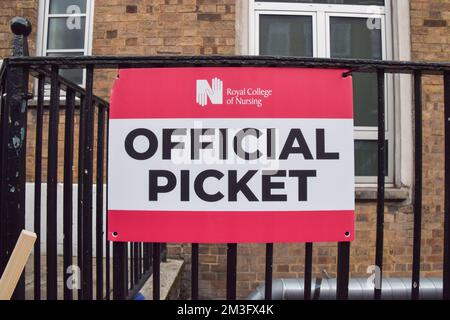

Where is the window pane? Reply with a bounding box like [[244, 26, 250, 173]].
[[353, 73, 378, 126], [330, 17, 382, 127], [256, 0, 384, 5], [47, 17, 86, 50], [49, 0, 87, 14], [259, 15, 313, 57], [330, 17, 382, 60], [355, 140, 388, 176], [47, 52, 84, 85]]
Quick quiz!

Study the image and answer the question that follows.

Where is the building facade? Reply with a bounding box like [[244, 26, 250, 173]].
[[1, 0, 449, 299]]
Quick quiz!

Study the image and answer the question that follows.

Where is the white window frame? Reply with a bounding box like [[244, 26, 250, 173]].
[[36, 0, 95, 87], [255, 11, 318, 57], [248, 0, 396, 187]]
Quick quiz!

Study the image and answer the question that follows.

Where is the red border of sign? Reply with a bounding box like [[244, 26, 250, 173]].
[[108, 210, 354, 243], [109, 68, 353, 119]]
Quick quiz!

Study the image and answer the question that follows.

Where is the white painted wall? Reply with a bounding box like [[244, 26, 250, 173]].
[[25, 183, 107, 257]]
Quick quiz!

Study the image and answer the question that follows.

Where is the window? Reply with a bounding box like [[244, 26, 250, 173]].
[[250, 0, 394, 185], [37, 0, 94, 86]]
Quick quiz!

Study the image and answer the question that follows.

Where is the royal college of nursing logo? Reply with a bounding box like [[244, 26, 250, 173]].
[[196, 77, 273, 108], [196, 78, 223, 107]]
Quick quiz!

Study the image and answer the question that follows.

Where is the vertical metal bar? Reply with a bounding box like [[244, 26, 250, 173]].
[[191, 243, 199, 300], [264, 243, 273, 300], [105, 107, 111, 300], [138, 243, 142, 278], [82, 66, 94, 300], [113, 242, 127, 300], [96, 105, 106, 300], [142, 243, 145, 275], [137, 243, 142, 277], [143, 243, 150, 272], [105, 241, 111, 300], [3, 70, 29, 300], [46, 65, 60, 300], [63, 88, 76, 300], [133, 243, 138, 285], [129, 243, 134, 288], [412, 71, 423, 300], [4, 21, 31, 301], [0, 72, 3, 140], [304, 243, 313, 300], [134, 242, 139, 284], [336, 242, 350, 300], [134, 244, 138, 281], [444, 71, 450, 300], [33, 74, 45, 300], [375, 69, 386, 300], [226, 243, 237, 300], [149, 243, 153, 273], [125, 243, 129, 296], [0, 71, 8, 275], [77, 95, 85, 300], [153, 243, 161, 300]]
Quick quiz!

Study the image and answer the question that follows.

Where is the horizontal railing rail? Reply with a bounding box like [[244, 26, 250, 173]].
[[28, 65, 110, 107], [5, 55, 450, 74]]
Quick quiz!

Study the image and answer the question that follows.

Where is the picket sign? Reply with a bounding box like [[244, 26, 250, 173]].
[[108, 67, 355, 243]]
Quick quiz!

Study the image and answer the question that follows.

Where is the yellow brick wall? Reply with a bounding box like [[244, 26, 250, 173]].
[[0, 0, 37, 58], [92, 0, 235, 99], [1, 0, 449, 300]]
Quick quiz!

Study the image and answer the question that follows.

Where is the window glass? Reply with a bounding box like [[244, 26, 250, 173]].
[[49, 0, 87, 14], [47, 52, 84, 85], [259, 15, 313, 57], [330, 17, 382, 127], [330, 17, 382, 60], [355, 140, 388, 176], [47, 17, 86, 50], [41, 0, 91, 86]]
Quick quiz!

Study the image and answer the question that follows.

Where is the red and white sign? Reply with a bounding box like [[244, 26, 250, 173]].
[[108, 67, 355, 243]]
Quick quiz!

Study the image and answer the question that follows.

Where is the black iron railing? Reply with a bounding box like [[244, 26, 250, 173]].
[[0, 18, 154, 300], [1, 17, 450, 300]]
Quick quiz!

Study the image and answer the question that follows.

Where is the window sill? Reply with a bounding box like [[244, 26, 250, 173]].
[[355, 187, 410, 202]]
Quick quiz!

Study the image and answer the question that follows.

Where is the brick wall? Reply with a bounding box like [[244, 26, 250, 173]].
[[412, 0, 450, 280], [92, 0, 236, 99], [3, 0, 236, 183], [1, 0, 450, 300], [0, 0, 37, 59], [168, 0, 450, 299]]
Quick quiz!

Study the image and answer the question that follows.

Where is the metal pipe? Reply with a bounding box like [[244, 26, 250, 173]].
[[247, 278, 443, 300]]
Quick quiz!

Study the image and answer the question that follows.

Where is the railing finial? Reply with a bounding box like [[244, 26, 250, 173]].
[[10, 17, 32, 57]]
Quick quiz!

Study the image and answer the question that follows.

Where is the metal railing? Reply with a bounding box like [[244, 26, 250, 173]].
[[1, 17, 450, 300], [0, 17, 154, 300]]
